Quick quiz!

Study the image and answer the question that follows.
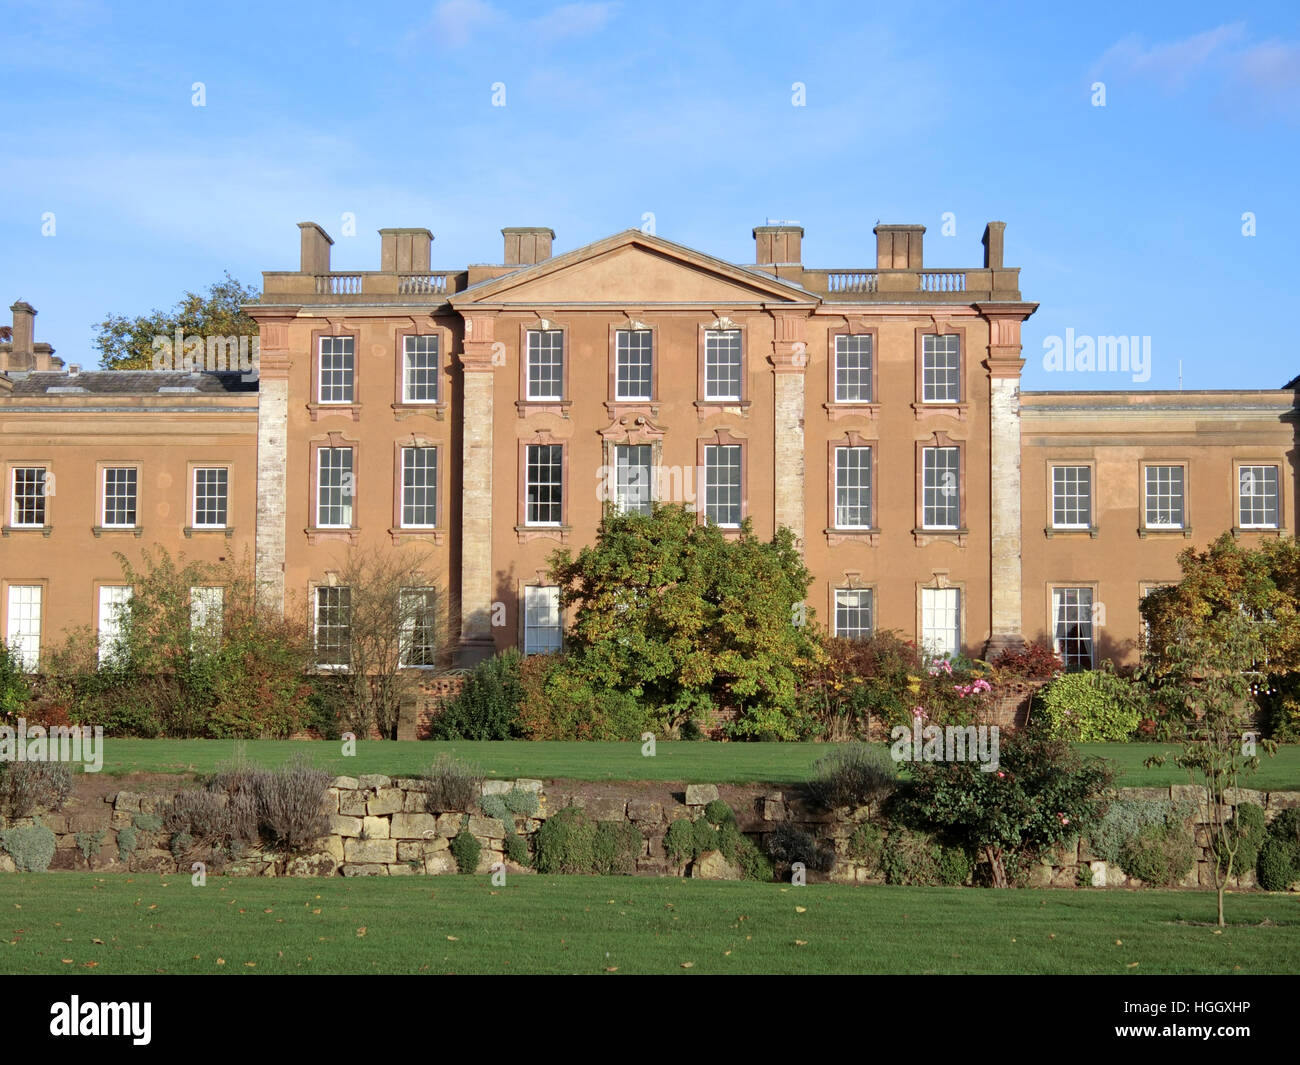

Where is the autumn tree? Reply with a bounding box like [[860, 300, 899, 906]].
[[94, 272, 260, 370], [547, 504, 824, 738]]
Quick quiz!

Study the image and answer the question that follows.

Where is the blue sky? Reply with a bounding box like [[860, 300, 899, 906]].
[[1, 0, 1297, 389]]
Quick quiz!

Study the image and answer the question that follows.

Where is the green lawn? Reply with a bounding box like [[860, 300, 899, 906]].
[[84, 738, 1300, 790], [0, 873, 1295, 974]]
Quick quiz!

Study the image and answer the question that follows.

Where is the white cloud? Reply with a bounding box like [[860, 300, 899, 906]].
[[1091, 23, 1247, 90], [529, 2, 618, 40]]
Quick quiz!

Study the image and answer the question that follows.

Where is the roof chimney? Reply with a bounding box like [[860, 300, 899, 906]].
[[379, 228, 434, 273], [874, 224, 925, 270], [298, 222, 334, 274], [10, 301, 35, 356], [502, 227, 555, 267], [982, 221, 1005, 269], [753, 224, 803, 269]]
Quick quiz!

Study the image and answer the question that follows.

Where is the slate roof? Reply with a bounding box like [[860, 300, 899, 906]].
[[9, 371, 258, 395]]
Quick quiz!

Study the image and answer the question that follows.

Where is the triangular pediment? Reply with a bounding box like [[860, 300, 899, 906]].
[[450, 230, 817, 307]]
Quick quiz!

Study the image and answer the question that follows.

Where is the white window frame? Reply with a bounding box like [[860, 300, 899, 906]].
[[402, 334, 440, 404], [10, 467, 47, 528], [615, 329, 653, 402], [834, 587, 873, 640], [525, 443, 563, 527], [1051, 586, 1095, 671], [1051, 465, 1092, 530], [703, 330, 742, 402], [834, 446, 872, 529], [834, 334, 873, 403], [317, 447, 354, 529], [192, 467, 229, 529], [526, 330, 564, 402], [921, 587, 961, 660], [1143, 465, 1185, 529], [400, 446, 438, 529], [314, 585, 351, 670], [101, 467, 138, 529], [189, 586, 224, 643], [921, 333, 960, 404], [703, 444, 742, 527], [317, 336, 355, 405], [523, 585, 562, 655], [6, 585, 42, 672], [1238, 465, 1279, 529], [97, 585, 132, 665], [922, 447, 960, 530], [613, 444, 653, 516], [399, 587, 439, 668]]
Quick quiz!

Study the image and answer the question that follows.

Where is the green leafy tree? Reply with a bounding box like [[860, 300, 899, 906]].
[[93, 272, 260, 370], [1139, 612, 1278, 926], [547, 505, 823, 738]]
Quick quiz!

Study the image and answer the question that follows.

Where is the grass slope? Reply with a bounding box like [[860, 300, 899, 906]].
[[0, 873, 1295, 975], [86, 739, 1300, 790]]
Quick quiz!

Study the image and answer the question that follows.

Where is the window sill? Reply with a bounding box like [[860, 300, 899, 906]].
[[695, 400, 751, 420], [515, 523, 571, 544], [305, 527, 360, 545], [516, 400, 571, 419], [912, 402, 967, 421], [1233, 526, 1284, 537], [824, 402, 879, 421], [92, 525, 143, 538], [1, 525, 52, 538], [1138, 525, 1192, 539], [388, 526, 446, 546], [307, 403, 362, 422], [913, 526, 969, 547], [184, 525, 235, 538], [392, 402, 447, 421], [1044, 525, 1099, 539], [825, 527, 880, 547], [605, 400, 660, 418]]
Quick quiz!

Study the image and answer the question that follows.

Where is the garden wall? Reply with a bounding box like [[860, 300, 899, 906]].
[[4, 776, 1299, 889]]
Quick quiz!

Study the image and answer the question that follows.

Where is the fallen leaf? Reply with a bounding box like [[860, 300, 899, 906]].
[[795, 906, 806, 914], [446, 935, 458, 942], [680, 961, 694, 968], [795, 940, 807, 946], [1127, 962, 1139, 969], [61, 959, 73, 964], [83, 962, 99, 969], [216, 958, 225, 966], [356, 927, 367, 938], [604, 966, 618, 972]]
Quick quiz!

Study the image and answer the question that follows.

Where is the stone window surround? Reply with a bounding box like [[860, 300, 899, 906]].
[[1232, 458, 1285, 536], [695, 427, 747, 534], [1043, 458, 1099, 539], [306, 432, 360, 545], [0, 577, 47, 659], [1138, 459, 1192, 538], [93, 461, 141, 537], [607, 320, 660, 411], [913, 322, 969, 420], [308, 326, 362, 421], [825, 324, 880, 420], [914, 431, 968, 546], [516, 431, 570, 543], [828, 576, 875, 639], [3, 461, 53, 536], [517, 319, 572, 418], [185, 462, 234, 538], [696, 319, 752, 419], [916, 574, 967, 660], [390, 438, 446, 546], [825, 431, 880, 546], [1045, 581, 1100, 671], [392, 321, 451, 420]]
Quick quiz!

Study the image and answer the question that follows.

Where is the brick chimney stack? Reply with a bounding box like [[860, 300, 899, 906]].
[[502, 227, 555, 267], [874, 224, 925, 270], [298, 222, 334, 274], [379, 228, 434, 273]]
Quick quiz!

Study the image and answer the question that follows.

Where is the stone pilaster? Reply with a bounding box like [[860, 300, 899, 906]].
[[769, 312, 809, 548], [251, 313, 297, 614], [456, 315, 498, 666], [977, 302, 1037, 658]]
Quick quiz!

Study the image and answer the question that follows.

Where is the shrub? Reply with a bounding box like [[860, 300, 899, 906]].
[[1090, 799, 1195, 865], [0, 761, 73, 818], [75, 830, 105, 865], [894, 724, 1114, 887], [703, 799, 735, 826], [116, 825, 139, 861], [516, 657, 647, 741], [991, 642, 1064, 680], [1120, 822, 1196, 885], [1, 821, 56, 871], [132, 811, 163, 833], [503, 832, 530, 867], [765, 822, 833, 876], [593, 821, 642, 875], [480, 794, 510, 822], [430, 651, 524, 740], [423, 755, 482, 813], [256, 757, 330, 851], [1211, 802, 1267, 878], [806, 744, 897, 810], [165, 790, 255, 853], [169, 831, 195, 859], [734, 835, 773, 882], [847, 822, 885, 868], [0, 642, 31, 722], [450, 823, 481, 874], [1033, 667, 1143, 741], [504, 788, 539, 817], [664, 818, 696, 866], [303, 675, 348, 740], [1256, 838, 1300, 891], [533, 805, 599, 874], [880, 826, 971, 886]]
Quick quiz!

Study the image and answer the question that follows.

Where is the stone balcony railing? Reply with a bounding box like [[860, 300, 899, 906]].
[[805, 267, 1021, 302], [260, 270, 468, 302]]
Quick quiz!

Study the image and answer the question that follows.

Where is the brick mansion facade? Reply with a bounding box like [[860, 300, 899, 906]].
[[1, 221, 1295, 675]]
